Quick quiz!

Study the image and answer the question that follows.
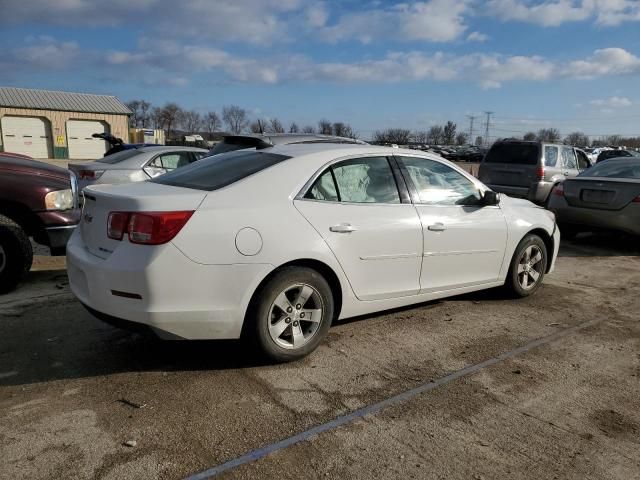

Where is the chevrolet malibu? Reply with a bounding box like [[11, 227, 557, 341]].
[[67, 144, 560, 361]]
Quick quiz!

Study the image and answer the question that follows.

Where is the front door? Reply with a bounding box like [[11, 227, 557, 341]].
[[294, 156, 423, 301], [396, 156, 508, 293]]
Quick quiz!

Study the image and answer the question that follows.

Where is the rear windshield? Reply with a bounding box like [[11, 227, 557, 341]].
[[96, 149, 141, 164], [483, 143, 540, 165], [208, 136, 268, 155], [580, 159, 640, 179], [152, 150, 291, 191]]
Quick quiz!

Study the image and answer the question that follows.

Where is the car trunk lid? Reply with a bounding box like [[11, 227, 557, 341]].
[[563, 177, 640, 211], [80, 182, 207, 259]]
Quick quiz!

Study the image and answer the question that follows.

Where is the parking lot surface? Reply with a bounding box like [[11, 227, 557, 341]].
[[1, 234, 639, 479]]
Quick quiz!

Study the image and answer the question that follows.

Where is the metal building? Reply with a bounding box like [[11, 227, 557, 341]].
[[0, 87, 131, 159]]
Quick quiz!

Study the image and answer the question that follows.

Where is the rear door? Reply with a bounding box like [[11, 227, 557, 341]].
[[561, 146, 580, 179], [479, 142, 540, 191], [294, 156, 423, 301]]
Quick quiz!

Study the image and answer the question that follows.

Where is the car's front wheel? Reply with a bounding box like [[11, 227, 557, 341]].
[[505, 234, 547, 297], [0, 214, 33, 293], [250, 267, 334, 362]]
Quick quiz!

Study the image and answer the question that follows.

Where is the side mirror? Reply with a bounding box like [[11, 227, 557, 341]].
[[482, 190, 500, 206]]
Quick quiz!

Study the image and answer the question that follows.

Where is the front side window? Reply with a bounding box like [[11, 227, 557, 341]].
[[399, 156, 482, 206], [576, 150, 590, 170], [305, 157, 400, 204], [562, 147, 577, 169], [544, 146, 559, 167]]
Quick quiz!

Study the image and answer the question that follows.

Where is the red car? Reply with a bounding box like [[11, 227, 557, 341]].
[[0, 152, 80, 292]]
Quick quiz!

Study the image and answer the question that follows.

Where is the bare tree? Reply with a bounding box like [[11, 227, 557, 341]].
[[412, 131, 428, 144], [332, 122, 347, 137], [301, 125, 315, 134], [537, 128, 561, 143], [523, 132, 537, 141], [564, 131, 590, 147], [270, 118, 285, 133], [341, 124, 358, 139], [126, 100, 153, 128], [373, 128, 411, 144], [318, 119, 333, 135], [223, 105, 249, 134], [455, 132, 468, 145], [443, 121, 457, 145], [157, 103, 183, 139], [204, 112, 222, 138], [151, 107, 164, 129], [605, 135, 622, 147], [289, 122, 299, 133], [427, 125, 444, 145], [250, 118, 268, 134], [181, 110, 202, 133]]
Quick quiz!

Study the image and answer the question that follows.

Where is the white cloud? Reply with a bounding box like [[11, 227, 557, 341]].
[[306, 3, 329, 27], [565, 47, 640, 78], [467, 31, 489, 42], [320, 0, 471, 43], [0, 36, 79, 72], [589, 96, 633, 107], [487, 0, 640, 27]]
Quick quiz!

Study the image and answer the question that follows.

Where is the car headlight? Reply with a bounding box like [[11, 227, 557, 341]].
[[45, 189, 74, 210]]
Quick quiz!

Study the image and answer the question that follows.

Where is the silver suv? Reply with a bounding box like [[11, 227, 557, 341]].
[[478, 140, 591, 205]]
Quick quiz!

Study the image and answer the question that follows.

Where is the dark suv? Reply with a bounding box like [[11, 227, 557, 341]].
[[0, 153, 80, 292]]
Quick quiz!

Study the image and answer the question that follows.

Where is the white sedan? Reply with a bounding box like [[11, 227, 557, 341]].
[[67, 144, 560, 361]]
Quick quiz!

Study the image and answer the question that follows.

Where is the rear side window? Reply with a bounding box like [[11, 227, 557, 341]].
[[484, 143, 540, 165], [153, 150, 291, 191], [544, 146, 559, 167], [561, 147, 577, 169]]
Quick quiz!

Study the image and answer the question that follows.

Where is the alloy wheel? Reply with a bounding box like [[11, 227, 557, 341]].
[[517, 245, 544, 290], [268, 283, 324, 349]]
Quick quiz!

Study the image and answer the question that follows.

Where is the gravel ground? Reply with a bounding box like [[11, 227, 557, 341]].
[[0, 233, 639, 480]]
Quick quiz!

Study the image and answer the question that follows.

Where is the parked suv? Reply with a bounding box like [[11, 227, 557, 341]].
[[478, 140, 591, 205], [0, 153, 80, 292]]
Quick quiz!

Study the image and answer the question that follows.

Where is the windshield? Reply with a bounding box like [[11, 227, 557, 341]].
[[483, 143, 540, 165], [152, 150, 291, 191], [96, 149, 140, 164], [580, 159, 640, 179]]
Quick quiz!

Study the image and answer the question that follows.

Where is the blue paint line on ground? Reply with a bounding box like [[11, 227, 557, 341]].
[[185, 318, 600, 479]]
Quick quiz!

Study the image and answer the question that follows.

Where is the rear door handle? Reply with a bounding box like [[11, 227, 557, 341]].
[[428, 223, 446, 232], [330, 224, 356, 233]]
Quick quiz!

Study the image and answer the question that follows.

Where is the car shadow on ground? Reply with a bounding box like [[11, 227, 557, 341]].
[[559, 232, 640, 257]]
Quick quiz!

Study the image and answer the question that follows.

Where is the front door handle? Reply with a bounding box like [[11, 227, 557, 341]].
[[330, 223, 356, 233], [428, 223, 446, 232]]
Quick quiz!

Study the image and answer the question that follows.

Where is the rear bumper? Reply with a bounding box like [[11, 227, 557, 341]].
[[488, 181, 554, 204], [66, 230, 274, 339], [550, 198, 640, 235]]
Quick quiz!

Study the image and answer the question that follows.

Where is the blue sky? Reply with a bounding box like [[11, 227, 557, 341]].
[[1, 0, 639, 141]]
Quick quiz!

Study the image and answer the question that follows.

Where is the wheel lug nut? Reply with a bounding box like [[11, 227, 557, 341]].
[[300, 312, 305, 318], [293, 321, 299, 327], [287, 307, 293, 313], [285, 317, 291, 323], [296, 304, 301, 310]]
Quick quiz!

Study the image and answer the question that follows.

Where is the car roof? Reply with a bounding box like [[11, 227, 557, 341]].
[[259, 142, 426, 158], [222, 133, 368, 146], [133, 146, 208, 153]]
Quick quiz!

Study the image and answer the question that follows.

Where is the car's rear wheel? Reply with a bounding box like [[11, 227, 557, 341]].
[[0, 214, 33, 293], [505, 234, 547, 297], [251, 267, 334, 362]]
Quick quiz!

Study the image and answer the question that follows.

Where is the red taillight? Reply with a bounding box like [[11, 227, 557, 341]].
[[536, 166, 545, 179], [553, 184, 564, 197], [78, 170, 104, 180], [633, 196, 640, 203], [107, 211, 194, 244], [107, 212, 129, 240], [128, 211, 194, 245]]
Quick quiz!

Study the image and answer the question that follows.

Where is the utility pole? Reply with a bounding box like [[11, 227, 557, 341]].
[[483, 111, 494, 145], [466, 115, 476, 144]]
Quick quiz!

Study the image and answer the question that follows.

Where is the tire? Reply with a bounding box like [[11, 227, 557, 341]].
[[249, 267, 334, 362], [505, 234, 547, 298], [0, 214, 33, 293]]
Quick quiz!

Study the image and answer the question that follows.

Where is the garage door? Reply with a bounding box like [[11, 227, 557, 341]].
[[1, 116, 53, 158], [67, 120, 109, 159]]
